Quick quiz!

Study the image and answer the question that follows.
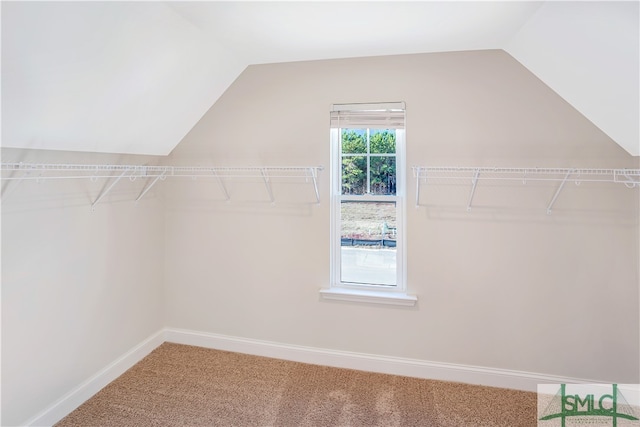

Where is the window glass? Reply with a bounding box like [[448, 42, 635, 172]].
[[370, 129, 396, 154], [341, 129, 367, 154], [370, 157, 396, 195], [341, 156, 366, 195], [340, 201, 397, 286], [341, 128, 397, 196]]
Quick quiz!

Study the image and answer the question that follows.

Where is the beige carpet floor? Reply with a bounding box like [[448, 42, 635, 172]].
[[55, 343, 537, 426]]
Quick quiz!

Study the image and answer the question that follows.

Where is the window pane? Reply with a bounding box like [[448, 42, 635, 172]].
[[370, 129, 396, 154], [369, 157, 396, 195], [341, 156, 366, 195], [340, 201, 396, 286], [341, 129, 367, 154]]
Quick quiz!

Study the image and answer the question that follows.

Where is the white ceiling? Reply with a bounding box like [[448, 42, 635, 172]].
[[167, 2, 543, 64], [2, 1, 638, 156]]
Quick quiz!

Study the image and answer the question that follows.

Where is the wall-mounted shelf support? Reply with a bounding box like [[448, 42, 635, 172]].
[[136, 171, 166, 204], [615, 170, 640, 188], [466, 169, 480, 212], [1, 169, 32, 199], [546, 169, 573, 215], [212, 169, 230, 201], [260, 168, 275, 204], [91, 169, 129, 211], [414, 166, 422, 208], [309, 168, 320, 204]]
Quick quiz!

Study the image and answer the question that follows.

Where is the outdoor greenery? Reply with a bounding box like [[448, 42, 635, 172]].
[[341, 129, 396, 195]]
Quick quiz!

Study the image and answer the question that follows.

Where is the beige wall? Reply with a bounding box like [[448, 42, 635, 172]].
[[166, 50, 639, 382], [2, 48, 638, 425], [1, 148, 165, 426]]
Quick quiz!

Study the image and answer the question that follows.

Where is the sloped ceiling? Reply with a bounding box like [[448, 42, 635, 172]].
[[507, 1, 639, 157], [2, 1, 638, 156]]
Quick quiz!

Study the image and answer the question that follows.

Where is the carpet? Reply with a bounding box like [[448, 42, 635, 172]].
[[55, 343, 537, 426]]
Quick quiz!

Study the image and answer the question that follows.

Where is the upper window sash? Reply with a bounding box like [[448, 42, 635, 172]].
[[340, 128, 397, 197]]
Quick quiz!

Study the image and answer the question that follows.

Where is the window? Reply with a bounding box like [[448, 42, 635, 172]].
[[322, 102, 416, 306]]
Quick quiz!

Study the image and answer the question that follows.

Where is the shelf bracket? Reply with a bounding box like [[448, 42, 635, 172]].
[[415, 167, 422, 207], [467, 169, 480, 212], [309, 168, 320, 204], [546, 169, 573, 215], [1, 168, 32, 199], [91, 169, 129, 211], [616, 170, 640, 188], [260, 168, 275, 204], [212, 169, 230, 201], [135, 171, 166, 204]]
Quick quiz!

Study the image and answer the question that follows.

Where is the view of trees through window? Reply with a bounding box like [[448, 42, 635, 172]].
[[341, 129, 396, 195]]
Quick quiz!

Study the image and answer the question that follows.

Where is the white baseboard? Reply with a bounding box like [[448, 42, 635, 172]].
[[164, 327, 594, 392], [24, 329, 165, 427], [24, 327, 600, 426]]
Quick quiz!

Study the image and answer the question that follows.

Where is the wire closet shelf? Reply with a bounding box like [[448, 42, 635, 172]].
[[412, 166, 640, 214], [1, 162, 324, 209], [0, 163, 323, 179]]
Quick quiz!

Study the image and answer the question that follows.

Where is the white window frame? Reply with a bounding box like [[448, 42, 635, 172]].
[[320, 103, 416, 306]]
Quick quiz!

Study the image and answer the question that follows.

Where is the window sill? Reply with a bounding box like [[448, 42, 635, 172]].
[[319, 287, 417, 306]]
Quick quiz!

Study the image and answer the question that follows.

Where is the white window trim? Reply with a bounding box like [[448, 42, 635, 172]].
[[321, 124, 417, 306], [319, 287, 417, 306]]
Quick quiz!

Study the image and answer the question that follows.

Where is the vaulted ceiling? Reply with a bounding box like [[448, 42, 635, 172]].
[[2, 1, 638, 156]]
